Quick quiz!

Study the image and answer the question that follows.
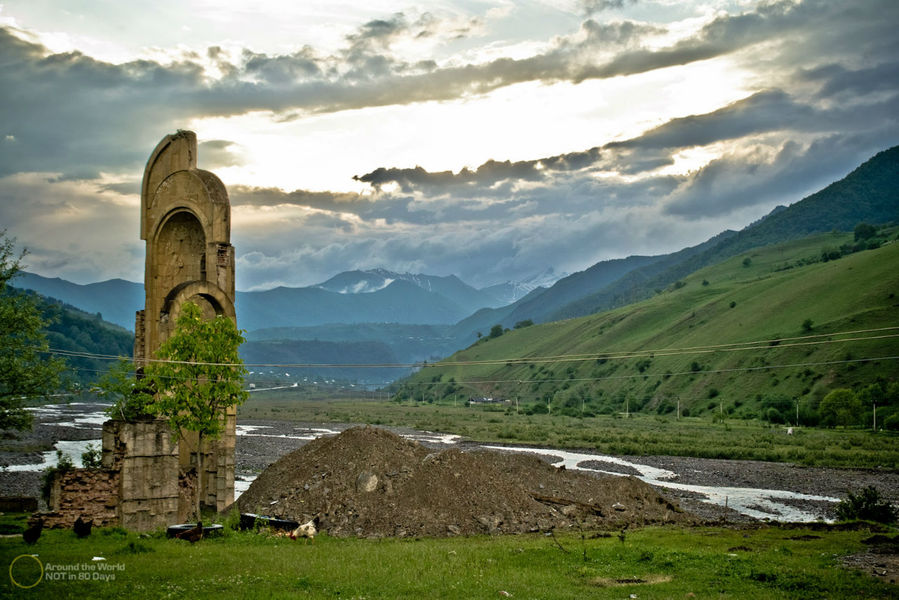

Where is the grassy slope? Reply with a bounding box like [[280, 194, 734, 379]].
[[397, 232, 899, 419]]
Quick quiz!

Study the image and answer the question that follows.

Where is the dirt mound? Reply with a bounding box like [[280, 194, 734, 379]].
[[236, 426, 692, 538]]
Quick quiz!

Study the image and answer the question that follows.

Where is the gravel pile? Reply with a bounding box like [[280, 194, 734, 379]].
[[236, 426, 691, 538]]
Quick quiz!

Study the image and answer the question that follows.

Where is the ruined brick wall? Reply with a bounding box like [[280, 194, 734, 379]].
[[45, 469, 119, 529]]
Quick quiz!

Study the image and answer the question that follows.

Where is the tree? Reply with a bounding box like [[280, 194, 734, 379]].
[[98, 358, 155, 421], [819, 388, 863, 427], [854, 222, 877, 242], [488, 324, 504, 339], [144, 301, 248, 520], [0, 232, 65, 430]]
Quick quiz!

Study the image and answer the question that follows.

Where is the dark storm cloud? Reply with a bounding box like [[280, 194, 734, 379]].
[[803, 61, 899, 100], [0, 27, 205, 178], [608, 91, 811, 151], [353, 148, 603, 191], [2, 0, 897, 180], [580, 0, 639, 16], [663, 130, 899, 219], [197, 139, 245, 168]]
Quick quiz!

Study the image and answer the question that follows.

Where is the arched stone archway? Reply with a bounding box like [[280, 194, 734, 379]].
[[126, 130, 238, 527]]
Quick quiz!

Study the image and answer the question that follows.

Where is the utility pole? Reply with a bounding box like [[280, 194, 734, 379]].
[[873, 400, 877, 431], [676, 398, 680, 421]]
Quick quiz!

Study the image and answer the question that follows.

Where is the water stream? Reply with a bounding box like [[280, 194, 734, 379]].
[[8, 403, 839, 522]]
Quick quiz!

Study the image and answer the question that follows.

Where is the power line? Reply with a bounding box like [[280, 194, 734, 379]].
[[402, 355, 899, 387], [38, 325, 899, 369]]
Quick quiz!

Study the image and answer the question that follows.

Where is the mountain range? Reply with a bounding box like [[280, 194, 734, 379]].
[[12, 145, 899, 385]]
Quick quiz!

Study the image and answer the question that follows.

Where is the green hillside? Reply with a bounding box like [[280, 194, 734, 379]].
[[37, 295, 134, 387], [550, 145, 899, 322], [394, 228, 899, 426]]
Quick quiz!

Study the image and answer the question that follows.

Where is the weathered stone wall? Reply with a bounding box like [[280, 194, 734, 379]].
[[103, 419, 180, 531], [45, 468, 119, 529]]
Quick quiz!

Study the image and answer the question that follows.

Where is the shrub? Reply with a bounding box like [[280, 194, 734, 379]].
[[41, 450, 75, 502], [766, 407, 785, 424], [854, 222, 877, 241], [81, 443, 102, 468], [835, 486, 898, 524], [883, 414, 899, 431], [820, 388, 863, 427]]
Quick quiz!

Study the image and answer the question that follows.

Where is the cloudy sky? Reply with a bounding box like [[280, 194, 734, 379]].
[[1, 0, 897, 291]]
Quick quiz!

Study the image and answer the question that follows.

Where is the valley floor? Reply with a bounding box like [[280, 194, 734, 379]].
[[2, 401, 898, 524]]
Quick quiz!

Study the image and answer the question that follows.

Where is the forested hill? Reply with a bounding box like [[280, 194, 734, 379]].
[[702, 144, 899, 258], [19, 289, 134, 387]]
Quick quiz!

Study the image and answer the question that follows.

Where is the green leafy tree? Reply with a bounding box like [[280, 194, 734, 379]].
[[488, 324, 504, 339], [98, 358, 155, 421], [853, 222, 877, 241], [144, 301, 248, 520], [819, 388, 863, 427], [0, 232, 66, 430]]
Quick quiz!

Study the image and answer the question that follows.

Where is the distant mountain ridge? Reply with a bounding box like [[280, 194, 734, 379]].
[[13, 273, 144, 331], [10, 145, 898, 386], [314, 269, 509, 313]]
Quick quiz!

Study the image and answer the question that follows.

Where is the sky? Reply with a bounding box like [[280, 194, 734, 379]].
[[0, 0, 897, 292]]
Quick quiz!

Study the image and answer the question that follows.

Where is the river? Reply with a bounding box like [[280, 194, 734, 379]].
[[3, 401, 897, 523]]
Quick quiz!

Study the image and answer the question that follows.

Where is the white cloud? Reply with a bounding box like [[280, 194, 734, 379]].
[[0, 0, 897, 292]]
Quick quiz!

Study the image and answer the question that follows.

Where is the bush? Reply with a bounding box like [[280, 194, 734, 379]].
[[883, 414, 899, 431], [766, 407, 785, 424], [820, 388, 863, 427], [835, 486, 898, 524], [41, 451, 74, 502], [81, 443, 102, 468]]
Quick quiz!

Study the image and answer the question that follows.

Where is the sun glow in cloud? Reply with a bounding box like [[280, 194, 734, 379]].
[[0, 0, 897, 289], [192, 54, 753, 193]]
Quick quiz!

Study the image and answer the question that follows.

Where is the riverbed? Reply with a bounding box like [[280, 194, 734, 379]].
[[3, 402, 897, 523]]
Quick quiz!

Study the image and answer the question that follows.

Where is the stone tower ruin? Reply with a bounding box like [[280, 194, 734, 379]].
[[44, 131, 240, 532], [134, 130, 238, 517]]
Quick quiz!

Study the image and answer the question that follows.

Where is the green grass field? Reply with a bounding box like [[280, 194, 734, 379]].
[[1, 512, 895, 599]]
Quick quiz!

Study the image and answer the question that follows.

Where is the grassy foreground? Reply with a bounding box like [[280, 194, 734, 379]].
[[1, 514, 895, 599], [239, 395, 899, 470]]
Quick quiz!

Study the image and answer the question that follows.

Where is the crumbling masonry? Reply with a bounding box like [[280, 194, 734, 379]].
[[47, 131, 238, 531]]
